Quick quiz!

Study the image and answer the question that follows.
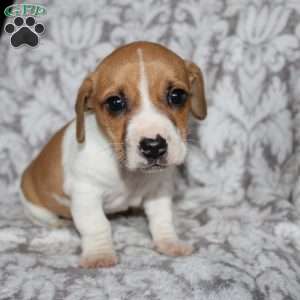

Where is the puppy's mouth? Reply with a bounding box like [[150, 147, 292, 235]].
[[140, 162, 168, 173]]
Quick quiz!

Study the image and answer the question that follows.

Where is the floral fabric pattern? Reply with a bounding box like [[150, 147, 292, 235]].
[[1, 0, 300, 299]]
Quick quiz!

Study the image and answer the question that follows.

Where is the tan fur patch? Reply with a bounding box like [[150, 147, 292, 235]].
[[93, 61, 141, 161], [21, 125, 71, 219]]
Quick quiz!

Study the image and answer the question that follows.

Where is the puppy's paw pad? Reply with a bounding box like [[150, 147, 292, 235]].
[[80, 254, 118, 268], [155, 240, 193, 257]]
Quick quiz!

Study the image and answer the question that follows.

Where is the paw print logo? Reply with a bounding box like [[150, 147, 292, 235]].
[[4, 16, 45, 48]]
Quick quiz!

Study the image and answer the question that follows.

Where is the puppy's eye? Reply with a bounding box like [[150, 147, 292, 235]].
[[105, 96, 127, 114], [167, 88, 188, 107]]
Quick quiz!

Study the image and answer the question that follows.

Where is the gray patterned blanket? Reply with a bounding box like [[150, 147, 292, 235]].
[[1, 0, 300, 299]]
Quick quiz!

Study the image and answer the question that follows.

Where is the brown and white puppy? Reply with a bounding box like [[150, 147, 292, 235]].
[[21, 41, 206, 268]]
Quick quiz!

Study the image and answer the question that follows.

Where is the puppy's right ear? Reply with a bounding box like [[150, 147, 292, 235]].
[[75, 74, 95, 143]]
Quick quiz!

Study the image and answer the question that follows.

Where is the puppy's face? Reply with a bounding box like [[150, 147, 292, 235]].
[[75, 42, 206, 171]]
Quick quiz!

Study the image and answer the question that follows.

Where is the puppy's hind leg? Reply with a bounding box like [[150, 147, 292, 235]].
[[20, 193, 70, 228]]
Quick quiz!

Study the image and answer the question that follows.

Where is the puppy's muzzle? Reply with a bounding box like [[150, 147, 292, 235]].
[[139, 134, 168, 163]]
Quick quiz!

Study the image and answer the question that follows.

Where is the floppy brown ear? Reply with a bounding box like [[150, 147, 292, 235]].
[[185, 61, 207, 120], [75, 74, 95, 143]]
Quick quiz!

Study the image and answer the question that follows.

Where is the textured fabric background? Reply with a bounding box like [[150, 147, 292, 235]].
[[1, 0, 300, 299]]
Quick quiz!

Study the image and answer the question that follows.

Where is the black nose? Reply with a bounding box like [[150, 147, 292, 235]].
[[139, 135, 168, 160]]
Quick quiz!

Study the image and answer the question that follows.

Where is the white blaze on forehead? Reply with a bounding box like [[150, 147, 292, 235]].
[[137, 48, 152, 110], [125, 49, 187, 170]]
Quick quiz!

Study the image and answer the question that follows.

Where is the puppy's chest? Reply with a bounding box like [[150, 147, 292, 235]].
[[102, 175, 153, 214]]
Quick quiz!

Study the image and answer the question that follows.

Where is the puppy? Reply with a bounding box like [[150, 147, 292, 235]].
[[21, 41, 206, 268]]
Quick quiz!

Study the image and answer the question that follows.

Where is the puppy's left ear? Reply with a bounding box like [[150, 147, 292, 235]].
[[75, 73, 95, 143], [185, 61, 207, 120]]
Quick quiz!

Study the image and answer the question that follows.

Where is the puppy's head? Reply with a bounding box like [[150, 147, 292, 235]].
[[75, 41, 206, 171]]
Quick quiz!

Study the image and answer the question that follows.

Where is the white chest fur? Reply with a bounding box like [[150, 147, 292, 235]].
[[61, 114, 174, 214]]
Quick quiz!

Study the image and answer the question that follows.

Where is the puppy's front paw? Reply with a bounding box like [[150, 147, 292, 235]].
[[155, 239, 193, 257], [80, 253, 118, 268]]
